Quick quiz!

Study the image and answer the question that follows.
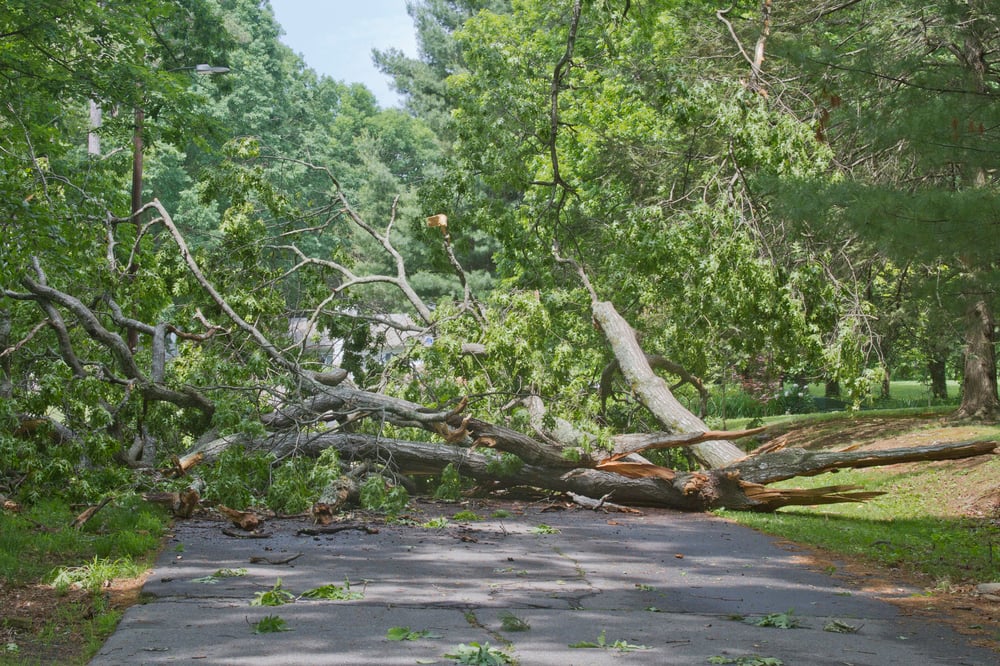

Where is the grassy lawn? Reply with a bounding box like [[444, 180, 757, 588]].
[[720, 459, 1000, 584], [0, 497, 169, 665], [717, 412, 999, 632]]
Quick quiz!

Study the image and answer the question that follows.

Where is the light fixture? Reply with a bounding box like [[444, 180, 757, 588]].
[[194, 64, 231, 74]]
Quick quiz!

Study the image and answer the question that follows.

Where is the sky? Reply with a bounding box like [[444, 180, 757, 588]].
[[269, 0, 418, 108]]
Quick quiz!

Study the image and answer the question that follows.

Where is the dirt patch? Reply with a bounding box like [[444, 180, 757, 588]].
[[779, 539, 1000, 653]]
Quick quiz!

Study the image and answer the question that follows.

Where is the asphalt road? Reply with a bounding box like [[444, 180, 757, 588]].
[[90, 499, 996, 665]]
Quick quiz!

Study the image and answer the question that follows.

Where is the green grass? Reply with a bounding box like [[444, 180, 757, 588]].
[[719, 454, 1000, 585], [0, 497, 167, 584], [0, 496, 169, 665]]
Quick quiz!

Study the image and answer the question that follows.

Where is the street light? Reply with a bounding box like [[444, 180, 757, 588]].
[[193, 64, 231, 74]]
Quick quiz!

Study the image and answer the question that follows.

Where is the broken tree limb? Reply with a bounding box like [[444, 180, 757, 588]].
[[590, 300, 745, 468], [71, 497, 113, 529], [184, 428, 905, 512], [728, 439, 999, 484], [606, 427, 767, 460], [600, 355, 710, 418], [739, 482, 885, 511]]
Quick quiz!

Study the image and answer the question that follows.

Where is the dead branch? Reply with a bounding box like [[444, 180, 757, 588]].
[[70, 496, 112, 529]]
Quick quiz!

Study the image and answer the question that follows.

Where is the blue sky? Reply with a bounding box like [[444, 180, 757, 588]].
[[269, 0, 418, 108]]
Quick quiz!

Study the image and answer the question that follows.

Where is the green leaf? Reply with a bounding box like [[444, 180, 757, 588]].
[[823, 619, 861, 633], [252, 615, 290, 634], [299, 580, 363, 601], [750, 610, 802, 629], [386, 626, 441, 641], [250, 579, 295, 607]]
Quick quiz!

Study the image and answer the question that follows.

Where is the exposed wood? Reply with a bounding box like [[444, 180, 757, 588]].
[[143, 487, 200, 518], [567, 492, 643, 513], [166, 452, 203, 478], [70, 497, 112, 529], [606, 427, 767, 459], [217, 505, 262, 531], [312, 475, 360, 521], [595, 460, 677, 481], [740, 482, 885, 511]]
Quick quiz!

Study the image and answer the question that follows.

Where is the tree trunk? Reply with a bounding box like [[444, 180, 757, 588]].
[[591, 301, 744, 468], [928, 356, 948, 400], [183, 429, 996, 513], [956, 300, 1000, 419]]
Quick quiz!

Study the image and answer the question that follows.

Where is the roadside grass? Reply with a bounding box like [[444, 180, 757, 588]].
[[0, 496, 169, 665], [719, 419, 1000, 588]]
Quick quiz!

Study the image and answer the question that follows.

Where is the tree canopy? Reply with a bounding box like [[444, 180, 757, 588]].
[[1, 0, 996, 512]]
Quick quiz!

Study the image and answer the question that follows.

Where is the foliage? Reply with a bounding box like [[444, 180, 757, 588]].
[[749, 610, 801, 629], [50, 556, 146, 596], [421, 517, 450, 529], [386, 626, 442, 641], [498, 611, 530, 632], [359, 474, 410, 515], [531, 524, 559, 535], [434, 463, 465, 501], [0, 498, 166, 585], [2, 0, 997, 529], [443, 641, 512, 665], [267, 451, 341, 514], [298, 580, 364, 601], [252, 615, 290, 634], [249, 578, 295, 607], [568, 629, 650, 652], [201, 446, 273, 509], [709, 657, 783, 666]]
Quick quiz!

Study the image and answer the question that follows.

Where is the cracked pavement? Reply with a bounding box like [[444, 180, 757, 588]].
[[90, 499, 997, 665]]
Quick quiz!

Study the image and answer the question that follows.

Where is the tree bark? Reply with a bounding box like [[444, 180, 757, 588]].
[[591, 301, 745, 468], [928, 355, 948, 400], [956, 300, 1000, 419]]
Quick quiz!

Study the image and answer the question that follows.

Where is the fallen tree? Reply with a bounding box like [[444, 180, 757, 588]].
[[5, 196, 997, 514]]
